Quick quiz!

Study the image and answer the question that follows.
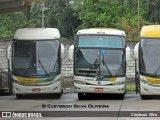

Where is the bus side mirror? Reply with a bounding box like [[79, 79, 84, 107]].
[[126, 46, 130, 62], [61, 43, 65, 59], [6, 45, 11, 60], [68, 45, 74, 61], [134, 42, 139, 59]]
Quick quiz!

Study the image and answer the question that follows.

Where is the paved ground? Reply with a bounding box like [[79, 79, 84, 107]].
[[0, 92, 160, 120]]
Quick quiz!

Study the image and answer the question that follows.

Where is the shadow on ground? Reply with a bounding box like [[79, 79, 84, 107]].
[[77, 93, 125, 100]]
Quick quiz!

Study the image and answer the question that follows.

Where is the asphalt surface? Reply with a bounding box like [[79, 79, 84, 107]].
[[0, 92, 160, 120]]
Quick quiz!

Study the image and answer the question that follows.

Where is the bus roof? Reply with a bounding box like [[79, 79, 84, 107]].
[[76, 28, 126, 37], [14, 28, 60, 40], [140, 25, 160, 38]]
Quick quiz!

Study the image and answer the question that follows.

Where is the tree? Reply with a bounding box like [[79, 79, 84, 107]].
[[0, 0, 159, 39], [0, 3, 42, 38], [46, 0, 80, 38], [73, 0, 159, 40], [0, 13, 27, 38], [143, 0, 160, 23]]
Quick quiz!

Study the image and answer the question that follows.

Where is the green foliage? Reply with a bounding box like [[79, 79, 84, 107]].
[[0, 13, 27, 38], [46, 0, 81, 38], [143, 0, 160, 23], [0, 3, 42, 38], [73, 0, 159, 40], [0, 0, 159, 40]]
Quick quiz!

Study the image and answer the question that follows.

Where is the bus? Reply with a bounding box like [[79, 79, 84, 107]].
[[6, 28, 64, 99], [134, 25, 160, 99], [68, 28, 130, 99]]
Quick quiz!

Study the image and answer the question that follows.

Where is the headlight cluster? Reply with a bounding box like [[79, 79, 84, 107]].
[[13, 79, 23, 84], [74, 80, 86, 85], [113, 81, 125, 85], [140, 79, 150, 85], [49, 78, 60, 84], [140, 79, 160, 87]]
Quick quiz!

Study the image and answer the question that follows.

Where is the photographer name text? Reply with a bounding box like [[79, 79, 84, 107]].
[[42, 104, 109, 109]]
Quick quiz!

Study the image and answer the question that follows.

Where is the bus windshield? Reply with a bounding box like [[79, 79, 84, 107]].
[[75, 48, 125, 77], [140, 39, 160, 77], [75, 35, 125, 77], [13, 40, 60, 77]]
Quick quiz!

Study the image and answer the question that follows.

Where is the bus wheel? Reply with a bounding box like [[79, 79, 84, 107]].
[[16, 94, 23, 99], [61, 89, 63, 94], [55, 93, 61, 98], [119, 94, 124, 99], [78, 93, 85, 100], [141, 95, 147, 100]]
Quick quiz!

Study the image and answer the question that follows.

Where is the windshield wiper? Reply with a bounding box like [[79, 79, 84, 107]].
[[53, 61, 58, 72], [38, 54, 48, 75], [102, 55, 112, 76], [115, 50, 125, 75], [23, 66, 35, 76], [87, 59, 99, 76], [48, 72, 57, 75], [153, 63, 160, 77]]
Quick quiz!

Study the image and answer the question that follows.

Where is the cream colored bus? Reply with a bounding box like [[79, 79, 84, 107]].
[[68, 28, 130, 99], [7, 28, 64, 99]]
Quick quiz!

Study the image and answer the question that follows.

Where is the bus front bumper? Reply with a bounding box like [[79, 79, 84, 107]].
[[13, 81, 62, 94], [74, 83, 125, 94]]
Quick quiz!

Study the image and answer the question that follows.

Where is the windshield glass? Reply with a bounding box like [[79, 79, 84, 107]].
[[75, 48, 125, 77], [100, 49, 125, 76], [13, 40, 60, 77], [78, 35, 125, 48], [140, 39, 160, 76], [75, 49, 99, 76], [36, 41, 59, 75]]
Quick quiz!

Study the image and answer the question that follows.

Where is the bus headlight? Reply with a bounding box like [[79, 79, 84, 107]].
[[141, 79, 150, 85], [74, 80, 86, 85], [49, 78, 59, 84], [113, 81, 125, 85], [13, 79, 22, 84]]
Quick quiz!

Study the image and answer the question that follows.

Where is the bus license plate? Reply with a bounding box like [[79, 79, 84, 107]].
[[95, 88, 103, 92], [32, 88, 41, 92]]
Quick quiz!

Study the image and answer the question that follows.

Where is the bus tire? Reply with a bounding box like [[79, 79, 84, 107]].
[[119, 94, 124, 99], [16, 94, 23, 99], [78, 93, 85, 100], [55, 93, 61, 98], [61, 89, 63, 94], [141, 95, 147, 100]]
